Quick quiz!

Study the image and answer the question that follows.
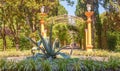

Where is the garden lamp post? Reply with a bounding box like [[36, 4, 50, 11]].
[[40, 6, 47, 38], [85, 4, 94, 51]]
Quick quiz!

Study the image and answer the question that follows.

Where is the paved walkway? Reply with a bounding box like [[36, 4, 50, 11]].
[[6, 56, 27, 61]]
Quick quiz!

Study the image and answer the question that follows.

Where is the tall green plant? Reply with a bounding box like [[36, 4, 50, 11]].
[[28, 24, 70, 59]]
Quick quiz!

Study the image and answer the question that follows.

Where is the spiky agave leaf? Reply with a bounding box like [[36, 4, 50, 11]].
[[49, 24, 54, 52], [52, 38, 61, 51], [27, 37, 46, 54], [55, 46, 68, 54], [37, 27, 52, 55], [48, 24, 56, 56]]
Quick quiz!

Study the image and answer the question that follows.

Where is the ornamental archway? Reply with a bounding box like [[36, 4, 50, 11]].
[[43, 15, 86, 49]]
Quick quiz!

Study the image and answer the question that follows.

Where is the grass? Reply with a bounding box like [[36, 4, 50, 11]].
[[61, 49, 120, 58], [0, 49, 31, 58], [0, 49, 120, 58]]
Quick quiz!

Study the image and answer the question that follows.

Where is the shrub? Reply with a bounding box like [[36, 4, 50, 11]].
[[19, 36, 32, 50], [107, 32, 117, 51], [0, 37, 13, 50], [0, 58, 120, 71]]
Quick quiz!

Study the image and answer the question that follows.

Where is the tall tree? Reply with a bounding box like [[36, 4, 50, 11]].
[[99, 0, 120, 50], [0, 0, 68, 50], [0, 1, 8, 51], [75, 0, 86, 18]]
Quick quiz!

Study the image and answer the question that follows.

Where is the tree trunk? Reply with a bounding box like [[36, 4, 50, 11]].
[[2, 24, 7, 51], [26, 14, 36, 48], [15, 37, 19, 51], [64, 40, 66, 46], [3, 34, 6, 51], [15, 43, 19, 51], [79, 39, 82, 49], [15, 24, 19, 51], [102, 22, 108, 49]]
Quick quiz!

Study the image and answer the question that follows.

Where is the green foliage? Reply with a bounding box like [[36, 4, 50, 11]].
[[107, 32, 118, 51], [41, 60, 52, 71], [52, 19, 85, 46], [0, 58, 120, 71], [100, 12, 120, 50], [75, 0, 86, 18], [57, 59, 69, 71], [53, 23, 70, 44], [0, 39, 2, 48], [0, 0, 68, 50], [58, 4, 68, 15], [107, 32, 120, 51], [19, 36, 32, 50], [0, 37, 13, 49], [73, 20, 85, 43], [100, 0, 120, 50]]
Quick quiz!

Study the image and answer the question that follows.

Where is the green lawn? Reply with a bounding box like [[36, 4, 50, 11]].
[[0, 49, 120, 58]]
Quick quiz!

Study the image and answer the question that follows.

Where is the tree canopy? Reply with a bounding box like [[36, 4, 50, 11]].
[[0, 0, 68, 50]]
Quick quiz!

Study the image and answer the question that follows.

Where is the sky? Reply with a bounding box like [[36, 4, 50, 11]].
[[60, 0, 105, 16]]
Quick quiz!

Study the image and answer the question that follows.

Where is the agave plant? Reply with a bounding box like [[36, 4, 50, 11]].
[[28, 24, 70, 59]]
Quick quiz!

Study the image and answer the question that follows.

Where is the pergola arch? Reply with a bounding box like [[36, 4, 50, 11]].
[[44, 15, 85, 49], [46, 14, 85, 24]]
